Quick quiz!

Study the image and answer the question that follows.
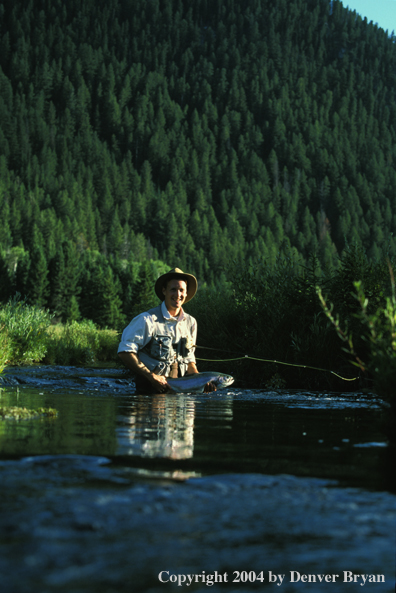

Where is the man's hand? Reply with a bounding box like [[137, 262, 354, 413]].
[[148, 372, 169, 392], [118, 351, 169, 393], [186, 362, 216, 392]]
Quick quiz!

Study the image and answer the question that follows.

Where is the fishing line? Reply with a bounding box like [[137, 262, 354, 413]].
[[193, 346, 359, 382]]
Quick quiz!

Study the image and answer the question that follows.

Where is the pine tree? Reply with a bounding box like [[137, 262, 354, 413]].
[[0, 0, 394, 284], [0, 252, 13, 302], [26, 245, 49, 307], [128, 260, 158, 320], [49, 241, 81, 322]]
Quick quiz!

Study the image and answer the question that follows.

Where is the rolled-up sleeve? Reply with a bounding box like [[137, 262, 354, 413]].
[[117, 313, 153, 354]]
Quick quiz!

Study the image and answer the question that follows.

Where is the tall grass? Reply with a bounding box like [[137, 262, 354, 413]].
[[0, 295, 119, 368], [44, 320, 119, 366], [0, 325, 11, 373], [0, 294, 53, 365]]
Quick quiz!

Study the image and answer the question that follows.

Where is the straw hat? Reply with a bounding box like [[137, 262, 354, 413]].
[[155, 268, 198, 303]]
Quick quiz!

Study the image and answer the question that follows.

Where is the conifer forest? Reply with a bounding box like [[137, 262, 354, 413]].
[[1, 0, 396, 327]]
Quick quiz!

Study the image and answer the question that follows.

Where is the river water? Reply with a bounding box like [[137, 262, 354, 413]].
[[0, 365, 394, 592]]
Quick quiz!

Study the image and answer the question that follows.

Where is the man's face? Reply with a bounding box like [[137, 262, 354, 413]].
[[162, 279, 187, 314]]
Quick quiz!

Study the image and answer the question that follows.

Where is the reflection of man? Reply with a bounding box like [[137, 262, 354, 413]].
[[118, 268, 214, 394], [119, 394, 196, 460]]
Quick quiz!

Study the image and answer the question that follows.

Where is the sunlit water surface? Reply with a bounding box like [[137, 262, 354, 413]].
[[0, 366, 394, 592]]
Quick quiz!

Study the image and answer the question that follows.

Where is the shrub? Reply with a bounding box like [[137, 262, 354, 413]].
[[0, 325, 11, 373], [45, 320, 119, 365], [319, 268, 396, 405], [188, 247, 394, 389], [0, 294, 53, 364]]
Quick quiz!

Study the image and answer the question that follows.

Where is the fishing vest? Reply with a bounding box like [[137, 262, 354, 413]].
[[138, 304, 195, 377]]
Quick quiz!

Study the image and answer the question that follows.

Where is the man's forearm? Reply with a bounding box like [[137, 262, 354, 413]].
[[118, 351, 168, 390], [186, 361, 199, 374], [118, 351, 152, 378]]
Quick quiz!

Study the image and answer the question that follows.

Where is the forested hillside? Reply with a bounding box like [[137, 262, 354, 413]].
[[1, 0, 396, 325]]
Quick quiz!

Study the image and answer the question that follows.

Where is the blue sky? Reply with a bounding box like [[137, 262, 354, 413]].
[[342, 0, 396, 34]]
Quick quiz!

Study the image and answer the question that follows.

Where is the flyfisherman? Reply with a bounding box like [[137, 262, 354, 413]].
[[118, 268, 215, 393]]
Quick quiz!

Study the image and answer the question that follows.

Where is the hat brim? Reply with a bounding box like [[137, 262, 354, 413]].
[[155, 269, 197, 303]]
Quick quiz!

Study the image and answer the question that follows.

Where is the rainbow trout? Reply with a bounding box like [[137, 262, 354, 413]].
[[166, 371, 234, 393]]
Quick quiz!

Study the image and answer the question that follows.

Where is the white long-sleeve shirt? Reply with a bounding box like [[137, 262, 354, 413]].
[[118, 301, 197, 367]]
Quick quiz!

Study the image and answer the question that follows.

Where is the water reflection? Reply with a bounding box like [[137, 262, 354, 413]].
[[117, 393, 234, 460], [0, 388, 119, 457], [0, 365, 391, 491]]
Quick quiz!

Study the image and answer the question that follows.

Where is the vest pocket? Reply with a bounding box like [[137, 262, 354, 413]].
[[149, 335, 173, 360]]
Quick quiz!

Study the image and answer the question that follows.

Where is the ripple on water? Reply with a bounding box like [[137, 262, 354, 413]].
[[0, 457, 394, 593], [227, 388, 385, 410]]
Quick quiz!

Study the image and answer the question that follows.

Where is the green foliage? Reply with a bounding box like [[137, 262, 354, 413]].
[[0, 406, 57, 420], [0, 325, 11, 373], [189, 247, 395, 389], [128, 260, 159, 320], [325, 244, 388, 316], [357, 279, 396, 405], [25, 245, 49, 307], [220, 254, 342, 388], [319, 267, 396, 405], [44, 320, 119, 366], [0, 0, 395, 290], [0, 294, 54, 364], [0, 0, 396, 355], [0, 293, 119, 369], [48, 241, 81, 322]]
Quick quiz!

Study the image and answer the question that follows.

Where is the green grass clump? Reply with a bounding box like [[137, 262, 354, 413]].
[[0, 406, 57, 420], [0, 325, 11, 373], [0, 294, 53, 365], [0, 294, 119, 368], [44, 319, 119, 365]]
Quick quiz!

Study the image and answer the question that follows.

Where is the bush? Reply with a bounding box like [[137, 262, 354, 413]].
[[188, 247, 394, 389], [187, 255, 341, 388], [0, 296, 120, 369], [319, 269, 396, 405], [0, 325, 11, 373], [45, 320, 119, 366], [0, 294, 53, 364]]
